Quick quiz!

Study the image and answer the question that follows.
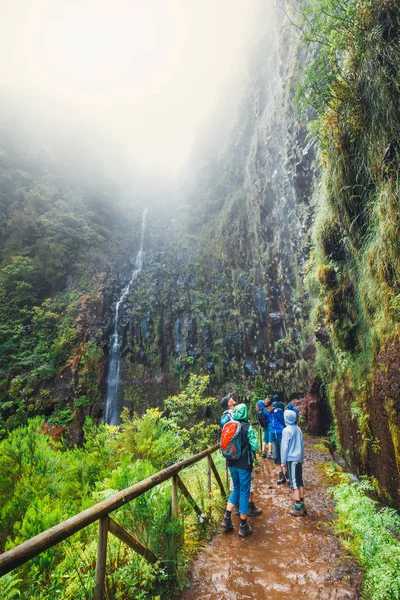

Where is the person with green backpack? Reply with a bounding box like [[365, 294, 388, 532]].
[[220, 403, 259, 537], [220, 393, 262, 519]]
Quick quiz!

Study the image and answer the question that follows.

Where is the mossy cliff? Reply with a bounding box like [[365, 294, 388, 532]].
[[113, 5, 318, 409], [302, 0, 400, 505]]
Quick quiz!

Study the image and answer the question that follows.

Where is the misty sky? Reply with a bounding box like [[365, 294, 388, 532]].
[[1, 0, 256, 172]]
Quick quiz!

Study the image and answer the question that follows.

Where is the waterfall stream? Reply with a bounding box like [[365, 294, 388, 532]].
[[105, 209, 147, 425]]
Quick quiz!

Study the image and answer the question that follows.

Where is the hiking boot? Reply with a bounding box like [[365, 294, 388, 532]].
[[220, 516, 234, 531], [285, 471, 290, 484], [238, 522, 252, 537], [267, 452, 274, 459], [277, 471, 286, 485], [289, 505, 306, 517], [261, 451, 267, 458], [247, 502, 262, 517]]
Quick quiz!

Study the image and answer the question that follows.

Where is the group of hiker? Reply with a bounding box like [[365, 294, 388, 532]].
[[219, 391, 305, 538]]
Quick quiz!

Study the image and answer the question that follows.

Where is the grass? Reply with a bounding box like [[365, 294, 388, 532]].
[[313, 441, 330, 453]]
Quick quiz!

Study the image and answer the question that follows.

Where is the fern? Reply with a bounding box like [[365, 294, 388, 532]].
[[0, 574, 22, 599], [332, 476, 400, 599]]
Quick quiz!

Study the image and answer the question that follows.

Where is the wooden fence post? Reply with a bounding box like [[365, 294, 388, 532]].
[[93, 516, 109, 600], [172, 474, 178, 517], [209, 455, 226, 497], [207, 455, 212, 501], [176, 476, 203, 517]]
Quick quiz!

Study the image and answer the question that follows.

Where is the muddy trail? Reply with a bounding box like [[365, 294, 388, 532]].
[[181, 437, 363, 600]]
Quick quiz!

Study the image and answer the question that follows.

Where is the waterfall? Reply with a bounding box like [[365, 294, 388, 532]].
[[105, 209, 147, 425]]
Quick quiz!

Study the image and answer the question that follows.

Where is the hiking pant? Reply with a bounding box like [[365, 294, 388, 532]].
[[228, 466, 251, 515], [229, 469, 255, 493], [272, 432, 283, 465], [263, 424, 271, 444]]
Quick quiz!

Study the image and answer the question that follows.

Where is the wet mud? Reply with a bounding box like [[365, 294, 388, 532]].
[[181, 436, 362, 600]]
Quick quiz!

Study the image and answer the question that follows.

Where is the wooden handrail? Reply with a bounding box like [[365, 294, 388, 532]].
[[0, 443, 220, 577]]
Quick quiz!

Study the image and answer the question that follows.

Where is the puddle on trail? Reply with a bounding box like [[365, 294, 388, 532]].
[[181, 437, 362, 600]]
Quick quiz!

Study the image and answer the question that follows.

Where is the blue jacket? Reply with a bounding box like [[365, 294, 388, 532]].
[[281, 410, 304, 464], [266, 406, 285, 439], [220, 408, 233, 434], [272, 400, 285, 411], [256, 400, 269, 429]]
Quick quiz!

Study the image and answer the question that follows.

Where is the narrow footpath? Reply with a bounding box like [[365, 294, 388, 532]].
[[181, 436, 362, 600]]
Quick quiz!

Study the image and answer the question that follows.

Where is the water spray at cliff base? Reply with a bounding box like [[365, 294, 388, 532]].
[[105, 209, 147, 425]]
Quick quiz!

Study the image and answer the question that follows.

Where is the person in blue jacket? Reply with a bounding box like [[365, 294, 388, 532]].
[[281, 409, 306, 516], [286, 401, 299, 423], [264, 397, 286, 484], [272, 394, 285, 410], [256, 398, 273, 459]]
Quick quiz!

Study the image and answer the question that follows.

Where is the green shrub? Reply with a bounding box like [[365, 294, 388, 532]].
[[1, 411, 226, 598], [120, 408, 184, 470], [332, 476, 400, 599]]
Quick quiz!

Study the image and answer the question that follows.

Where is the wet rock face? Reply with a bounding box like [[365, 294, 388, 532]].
[[319, 337, 400, 509], [38, 291, 107, 442], [75, 293, 106, 340], [294, 377, 331, 436], [366, 337, 400, 507], [107, 12, 319, 402], [302, 336, 316, 361]]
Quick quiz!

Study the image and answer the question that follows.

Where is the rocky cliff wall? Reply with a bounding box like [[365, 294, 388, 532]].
[[108, 5, 320, 413], [298, 1, 400, 507]]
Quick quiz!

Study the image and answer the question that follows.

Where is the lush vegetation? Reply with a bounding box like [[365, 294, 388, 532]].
[[297, 0, 400, 499], [324, 465, 400, 599], [0, 110, 138, 436], [0, 375, 223, 599]]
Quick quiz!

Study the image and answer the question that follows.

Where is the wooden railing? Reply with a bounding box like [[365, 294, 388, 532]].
[[0, 443, 226, 599]]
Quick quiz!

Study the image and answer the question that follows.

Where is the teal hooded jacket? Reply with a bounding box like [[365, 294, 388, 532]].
[[233, 403, 259, 454]]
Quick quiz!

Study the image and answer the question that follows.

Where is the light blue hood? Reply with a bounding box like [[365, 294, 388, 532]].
[[284, 409, 297, 426]]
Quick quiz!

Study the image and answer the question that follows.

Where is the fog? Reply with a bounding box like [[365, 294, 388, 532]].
[[0, 0, 257, 174]]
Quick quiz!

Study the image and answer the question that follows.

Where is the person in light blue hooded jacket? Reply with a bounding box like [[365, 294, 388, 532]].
[[272, 394, 284, 410], [281, 409, 306, 516]]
